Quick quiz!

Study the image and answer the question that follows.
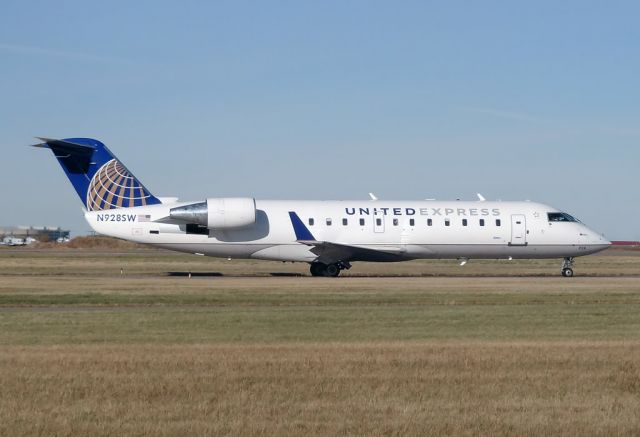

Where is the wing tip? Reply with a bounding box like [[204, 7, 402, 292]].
[[288, 211, 316, 241]]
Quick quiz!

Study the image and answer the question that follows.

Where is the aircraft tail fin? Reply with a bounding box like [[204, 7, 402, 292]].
[[34, 137, 161, 211]]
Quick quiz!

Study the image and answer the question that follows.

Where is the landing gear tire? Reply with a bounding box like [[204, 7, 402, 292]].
[[561, 257, 575, 278], [310, 262, 346, 277], [324, 263, 341, 277], [310, 262, 325, 277]]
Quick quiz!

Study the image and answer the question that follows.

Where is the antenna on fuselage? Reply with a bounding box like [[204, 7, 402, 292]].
[[477, 193, 486, 202], [368, 192, 378, 201]]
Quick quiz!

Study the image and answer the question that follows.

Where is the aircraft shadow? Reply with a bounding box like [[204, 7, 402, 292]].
[[167, 271, 305, 277], [167, 271, 224, 277]]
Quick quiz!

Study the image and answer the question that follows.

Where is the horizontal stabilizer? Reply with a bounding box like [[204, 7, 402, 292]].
[[32, 137, 96, 151], [32, 137, 96, 174]]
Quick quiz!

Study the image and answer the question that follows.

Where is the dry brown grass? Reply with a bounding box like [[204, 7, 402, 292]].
[[29, 236, 146, 250], [65, 236, 144, 249], [1, 248, 639, 435], [1, 246, 639, 278], [1, 343, 639, 436]]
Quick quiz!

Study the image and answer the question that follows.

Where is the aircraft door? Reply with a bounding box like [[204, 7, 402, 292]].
[[374, 214, 385, 233], [510, 214, 527, 246]]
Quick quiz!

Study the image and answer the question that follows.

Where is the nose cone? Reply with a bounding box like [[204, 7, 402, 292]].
[[595, 237, 612, 249], [581, 225, 611, 253], [594, 231, 611, 246]]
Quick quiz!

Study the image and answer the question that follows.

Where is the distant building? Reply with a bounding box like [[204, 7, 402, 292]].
[[0, 226, 70, 244]]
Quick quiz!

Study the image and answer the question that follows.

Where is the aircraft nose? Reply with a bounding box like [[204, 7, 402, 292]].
[[599, 238, 612, 247], [580, 225, 611, 247], [586, 228, 611, 247], [593, 230, 611, 246]]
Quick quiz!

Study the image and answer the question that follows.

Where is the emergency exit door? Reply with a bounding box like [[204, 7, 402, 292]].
[[510, 214, 527, 246]]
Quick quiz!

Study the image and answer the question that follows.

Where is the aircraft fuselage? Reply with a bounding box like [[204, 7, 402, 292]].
[[87, 199, 609, 263]]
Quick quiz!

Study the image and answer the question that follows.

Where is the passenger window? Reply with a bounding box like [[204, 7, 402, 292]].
[[308, 218, 314, 226], [445, 219, 450, 227], [342, 218, 348, 226], [427, 219, 433, 226], [496, 219, 501, 227], [409, 218, 415, 226], [359, 218, 365, 226], [462, 219, 468, 226], [479, 219, 485, 227], [393, 218, 399, 226], [326, 218, 332, 226]]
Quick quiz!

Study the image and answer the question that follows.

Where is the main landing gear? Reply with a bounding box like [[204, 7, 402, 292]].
[[309, 261, 350, 277], [561, 257, 575, 278]]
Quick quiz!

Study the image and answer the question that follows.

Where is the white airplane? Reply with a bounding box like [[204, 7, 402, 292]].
[[35, 137, 610, 277]]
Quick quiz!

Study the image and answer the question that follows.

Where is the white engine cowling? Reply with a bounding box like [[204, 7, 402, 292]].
[[169, 197, 256, 229], [206, 197, 256, 228]]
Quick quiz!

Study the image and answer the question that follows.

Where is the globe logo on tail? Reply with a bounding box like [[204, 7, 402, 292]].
[[86, 159, 155, 211]]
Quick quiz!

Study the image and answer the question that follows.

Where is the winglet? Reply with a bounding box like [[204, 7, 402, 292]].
[[288, 211, 316, 241]]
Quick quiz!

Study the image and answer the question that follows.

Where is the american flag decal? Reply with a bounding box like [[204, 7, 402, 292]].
[[138, 214, 151, 222]]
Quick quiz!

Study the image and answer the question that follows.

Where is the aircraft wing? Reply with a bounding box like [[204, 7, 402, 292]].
[[288, 212, 406, 264]]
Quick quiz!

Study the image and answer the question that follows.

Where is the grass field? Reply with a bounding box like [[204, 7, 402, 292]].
[[1, 247, 639, 435]]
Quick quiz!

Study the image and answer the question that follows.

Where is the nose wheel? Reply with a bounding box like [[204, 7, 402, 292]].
[[561, 257, 574, 278], [562, 268, 574, 277]]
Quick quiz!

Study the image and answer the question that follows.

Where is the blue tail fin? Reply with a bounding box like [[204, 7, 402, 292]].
[[35, 137, 161, 211]]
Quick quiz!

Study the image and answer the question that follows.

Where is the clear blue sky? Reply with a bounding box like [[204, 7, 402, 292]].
[[1, 1, 638, 239]]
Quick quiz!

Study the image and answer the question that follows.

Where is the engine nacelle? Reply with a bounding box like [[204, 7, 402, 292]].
[[169, 197, 256, 229]]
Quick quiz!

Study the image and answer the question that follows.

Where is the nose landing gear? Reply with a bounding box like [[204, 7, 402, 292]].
[[561, 257, 574, 277]]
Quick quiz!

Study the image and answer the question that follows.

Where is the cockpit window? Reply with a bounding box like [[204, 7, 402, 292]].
[[547, 212, 579, 223]]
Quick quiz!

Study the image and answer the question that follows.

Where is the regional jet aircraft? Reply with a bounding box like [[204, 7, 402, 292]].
[[35, 138, 610, 277]]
